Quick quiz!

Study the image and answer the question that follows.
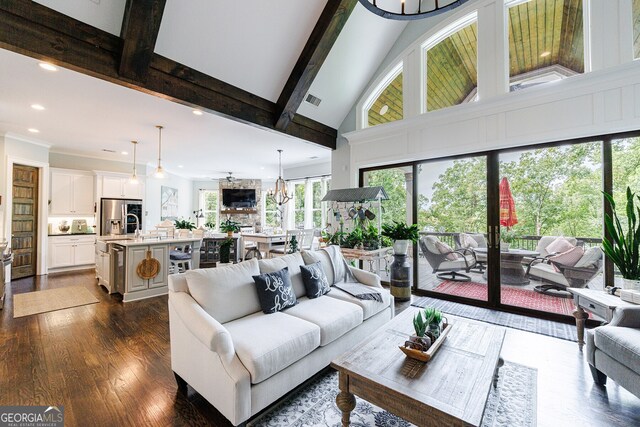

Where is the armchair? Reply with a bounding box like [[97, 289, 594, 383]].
[[455, 233, 487, 273], [586, 305, 640, 399], [419, 236, 477, 282]]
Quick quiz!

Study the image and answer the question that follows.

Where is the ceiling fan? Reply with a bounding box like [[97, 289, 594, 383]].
[[224, 172, 237, 183]]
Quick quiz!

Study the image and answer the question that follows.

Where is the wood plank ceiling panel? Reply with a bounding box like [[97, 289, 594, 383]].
[[509, 0, 583, 78], [367, 72, 403, 126], [426, 22, 477, 112]]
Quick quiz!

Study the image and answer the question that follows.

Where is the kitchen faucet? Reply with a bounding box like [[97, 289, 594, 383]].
[[126, 213, 141, 237]]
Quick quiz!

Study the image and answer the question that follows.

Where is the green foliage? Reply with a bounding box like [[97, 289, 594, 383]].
[[500, 229, 517, 244], [204, 220, 216, 229], [413, 311, 427, 337], [364, 168, 408, 225], [602, 187, 640, 280], [344, 227, 364, 248], [423, 307, 441, 324], [288, 235, 299, 253], [174, 218, 196, 230], [381, 221, 419, 242], [220, 218, 241, 233], [362, 224, 381, 249]]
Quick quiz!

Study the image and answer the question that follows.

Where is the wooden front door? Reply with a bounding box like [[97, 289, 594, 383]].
[[11, 165, 39, 279]]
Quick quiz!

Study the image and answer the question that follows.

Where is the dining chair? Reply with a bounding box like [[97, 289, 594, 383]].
[[269, 229, 302, 257]]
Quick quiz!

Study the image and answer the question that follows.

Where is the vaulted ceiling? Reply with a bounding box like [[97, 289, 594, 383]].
[[0, 0, 407, 176]]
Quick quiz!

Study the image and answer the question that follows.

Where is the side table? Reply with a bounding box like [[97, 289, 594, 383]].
[[568, 288, 636, 350]]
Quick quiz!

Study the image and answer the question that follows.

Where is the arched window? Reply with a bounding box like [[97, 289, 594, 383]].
[[507, 0, 584, 91], [364, 63, 403, 128], [424, 14, 478, 112]]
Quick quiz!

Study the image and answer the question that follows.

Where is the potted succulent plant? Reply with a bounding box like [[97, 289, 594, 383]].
[[220, 218, 241, 237], [410, 311, 432, 350], [603, 187, 640, 290], [381, 221, 419, 255], [423, 307, 443, 339]]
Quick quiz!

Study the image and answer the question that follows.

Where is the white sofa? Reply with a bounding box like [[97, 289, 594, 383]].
[[168, 250, 394, 426]]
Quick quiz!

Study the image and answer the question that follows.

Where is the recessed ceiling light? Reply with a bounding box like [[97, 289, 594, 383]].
[[540, 51, 551, 58], [192, 109, 203, 116], [260, 166, 265, 170], [178, 165, 184, 168], [38, 62, 58, 71], [309, 156, 319, 159], [102, 149, 116, 153], [121, 151, 128, 155], [31, 104, 45, 110], [28, 128, 40, 133], [267, 176, 273, 179], [379, 105, 389, 115]]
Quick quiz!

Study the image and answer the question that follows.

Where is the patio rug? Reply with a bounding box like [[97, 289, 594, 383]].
[[249, 362, 537, 427], [433, 281, 576, 316], [413, 294, 577, 342], [13, 286, 99, 318]]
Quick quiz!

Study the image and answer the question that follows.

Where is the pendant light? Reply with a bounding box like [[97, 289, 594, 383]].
[[358, 0, 469, 21], [267, 149, 291, 206], [155, 125, 165, 178], [130, 140, 138, 184]]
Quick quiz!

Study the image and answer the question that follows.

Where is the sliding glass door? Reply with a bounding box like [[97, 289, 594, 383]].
[[416, 156, 488, 302], [497, 142, 603, 316]]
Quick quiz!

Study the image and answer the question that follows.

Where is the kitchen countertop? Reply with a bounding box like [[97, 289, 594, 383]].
[[97, 236, 202, 247]]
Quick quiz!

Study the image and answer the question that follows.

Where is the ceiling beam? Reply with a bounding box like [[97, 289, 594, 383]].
[[0, 0, 337, 149], [275, 0, 358, 131], [119, 0, 167, 82]]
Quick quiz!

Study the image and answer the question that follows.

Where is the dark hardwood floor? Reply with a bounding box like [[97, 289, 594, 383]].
[[1, 270, 639, 426]]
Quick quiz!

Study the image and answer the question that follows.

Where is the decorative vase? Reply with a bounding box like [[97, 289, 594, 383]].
[[408, 334, 431, 351], [500, 242, 510, 252], [227, 230, 233, 238], [393, 239, 409, 255], [390, 254, 411, 301], [622, 278, 640, 291]]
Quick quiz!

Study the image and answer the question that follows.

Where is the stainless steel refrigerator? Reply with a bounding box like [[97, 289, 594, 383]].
[[100, 198, 143, 235]]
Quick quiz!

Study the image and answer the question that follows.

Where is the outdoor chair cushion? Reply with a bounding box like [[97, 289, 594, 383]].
[[438, 254, 476, 271], [435, 241, 457, 260], [536, 236, 578, 258], [458, 233, 479, 249], [528, 262, 570, 287], [185, 258, 261, 324], [285, 296, 363, 346], [259, 252, 307, 298], [545, 237, 576, 255], [575, 247, 603, 268], [549, 246, 584, 271], [594, 326, 640, 376], [423, 236, 440, 254], [224, 311, 320, 384], [325, 284, 391, 320]]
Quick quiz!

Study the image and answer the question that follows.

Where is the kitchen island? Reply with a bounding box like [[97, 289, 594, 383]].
[[96, 236, 202, 302]]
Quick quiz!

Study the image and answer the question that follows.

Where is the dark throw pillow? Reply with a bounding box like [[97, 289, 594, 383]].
[[252, 267, 297, 314], [300, 262, 331, 299]]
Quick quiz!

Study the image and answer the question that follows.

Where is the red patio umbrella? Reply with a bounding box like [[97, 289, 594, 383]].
[[499, 177, 518, 229]]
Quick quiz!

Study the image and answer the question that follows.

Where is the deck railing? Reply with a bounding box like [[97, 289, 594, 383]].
[[418, 231, 602, 252]]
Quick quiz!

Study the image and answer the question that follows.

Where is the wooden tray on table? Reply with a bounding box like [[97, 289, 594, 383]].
[[399, 323, 453, 362]]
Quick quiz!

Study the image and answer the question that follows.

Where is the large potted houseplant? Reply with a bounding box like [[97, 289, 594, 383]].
[[381, 221, 419, 302], [219, 238, 234, 265], [220, 218, 241, 237], [381, 221, 419, 255], [603, 187, 640, 290]]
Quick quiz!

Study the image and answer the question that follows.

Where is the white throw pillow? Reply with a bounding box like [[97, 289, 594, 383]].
[[459, 233, 479, 249], [545, 237, 575, 255], [435, 241, 458, 261], [574, 247, 603, 269], [186, 258, 261, 324], [549, 246, 584, 271]]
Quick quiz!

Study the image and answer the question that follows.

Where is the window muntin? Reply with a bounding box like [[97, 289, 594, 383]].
[[507, 0, 584, 90], [425, 20, 478, 112], [199, 190, 218, 229]]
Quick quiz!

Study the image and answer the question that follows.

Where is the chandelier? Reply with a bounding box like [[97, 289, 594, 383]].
[[358, 0, 469, 20], [267, 150, 291, 206]]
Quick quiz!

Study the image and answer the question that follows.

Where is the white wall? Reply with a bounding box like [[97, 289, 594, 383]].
[[145, 165, 194, 228], [340, 0, 638, 184], [284, 161, 331, 181]]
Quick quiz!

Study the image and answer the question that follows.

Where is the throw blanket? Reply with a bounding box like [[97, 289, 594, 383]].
[[322, 246, 383, 303]]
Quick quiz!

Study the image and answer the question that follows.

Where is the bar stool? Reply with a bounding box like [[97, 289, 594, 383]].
[[170, 245, 192, 273]]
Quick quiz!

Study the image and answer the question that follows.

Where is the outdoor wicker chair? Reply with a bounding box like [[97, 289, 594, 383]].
[[454, 233, 487, 273], [419, 235, 477, 282]]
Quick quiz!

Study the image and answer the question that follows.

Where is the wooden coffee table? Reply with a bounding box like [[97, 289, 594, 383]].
[[331, 307, 506, 427]]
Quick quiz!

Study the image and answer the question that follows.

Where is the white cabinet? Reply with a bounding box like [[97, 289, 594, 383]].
[[95, 250, 112, 292], [126, 245, 168, 292], [48, 235, 96, 271], [50, 169, 95, 215], [101, 175, 143, 199]]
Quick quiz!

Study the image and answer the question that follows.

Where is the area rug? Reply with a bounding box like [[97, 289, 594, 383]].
[[434, 280, 576, 316], [412, 296, 577, 342], [13, 286, 99, 318], [249, 362, 536, 427]]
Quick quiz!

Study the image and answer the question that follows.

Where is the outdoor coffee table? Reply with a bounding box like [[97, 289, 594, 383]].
[[474, 248, 539, 285], [331, 307, 506, 427]]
